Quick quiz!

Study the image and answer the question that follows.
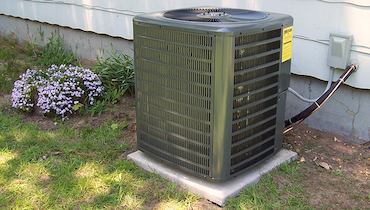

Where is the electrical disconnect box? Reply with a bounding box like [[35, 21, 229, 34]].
[[327, 33, 353, 69]]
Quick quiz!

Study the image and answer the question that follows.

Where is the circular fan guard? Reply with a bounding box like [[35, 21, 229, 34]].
[[163, 8, 267, 22]]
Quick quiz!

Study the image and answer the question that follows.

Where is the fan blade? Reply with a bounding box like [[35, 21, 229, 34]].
[[163, 8, 267, 22]]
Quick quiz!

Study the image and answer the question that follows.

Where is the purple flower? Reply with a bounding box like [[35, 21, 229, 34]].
[[11, 65, 105, 120]]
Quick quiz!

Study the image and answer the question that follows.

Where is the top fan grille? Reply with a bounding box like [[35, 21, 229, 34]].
[[163, 8, 267, 22]]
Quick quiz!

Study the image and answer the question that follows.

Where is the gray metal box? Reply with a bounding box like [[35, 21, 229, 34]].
[[133, 7, 293, 181], [327, 33, 353, 69]]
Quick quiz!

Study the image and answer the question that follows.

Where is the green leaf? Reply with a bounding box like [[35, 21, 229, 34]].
[[73, 103, 84, 111], [111, 124, 119, 130]]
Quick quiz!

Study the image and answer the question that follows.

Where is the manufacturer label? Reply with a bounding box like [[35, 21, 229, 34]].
[[282, 26, 293, 63]]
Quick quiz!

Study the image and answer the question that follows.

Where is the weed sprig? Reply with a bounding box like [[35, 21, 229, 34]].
[[92, 46, 135, 95], [26, 29, 81, 68]]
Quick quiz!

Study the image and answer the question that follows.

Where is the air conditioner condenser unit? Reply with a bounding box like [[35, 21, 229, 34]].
[[133, 7, 293, 181]]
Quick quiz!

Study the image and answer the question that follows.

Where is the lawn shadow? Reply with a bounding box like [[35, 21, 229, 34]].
[[0, 110, 200, 209]]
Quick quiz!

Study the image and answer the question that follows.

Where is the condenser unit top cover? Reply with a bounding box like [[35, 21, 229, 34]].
[[134, 7, 293, 181], [134, 7, 293, 35]]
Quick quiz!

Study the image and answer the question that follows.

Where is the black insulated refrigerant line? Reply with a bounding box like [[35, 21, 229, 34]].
[[284, 63, 358, 134]]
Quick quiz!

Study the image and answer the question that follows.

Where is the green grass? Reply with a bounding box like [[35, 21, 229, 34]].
[[225, 162, 313, 210], [0, 110, 200, 209], [0, 36, 32, 94]]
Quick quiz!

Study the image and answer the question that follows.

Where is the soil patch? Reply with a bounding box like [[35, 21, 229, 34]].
[[284, 125, 370, 208], [284, 125, 370, 182]]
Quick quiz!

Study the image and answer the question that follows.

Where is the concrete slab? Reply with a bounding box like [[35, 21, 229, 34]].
[[127, 149, 298, 206]]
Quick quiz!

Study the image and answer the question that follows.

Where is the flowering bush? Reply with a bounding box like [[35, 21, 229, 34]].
[[11, 65, 105, 121]]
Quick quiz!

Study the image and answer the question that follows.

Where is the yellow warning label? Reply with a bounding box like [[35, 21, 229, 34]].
[[282, 26, 293, 63]]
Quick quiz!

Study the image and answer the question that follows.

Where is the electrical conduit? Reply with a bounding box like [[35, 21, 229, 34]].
[[284, 63, 357, 134]]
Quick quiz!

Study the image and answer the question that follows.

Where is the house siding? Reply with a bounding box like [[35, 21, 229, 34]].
[[0, 0, 369, 142]]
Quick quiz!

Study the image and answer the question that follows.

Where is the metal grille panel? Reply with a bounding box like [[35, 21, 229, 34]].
[[234, 52, 280, 72], [138, 60, 211, 85], [233, 74, 279, 96], [138, 132, 209, 167], [138, 113, 211, 145], [231, 129, 276, 155], [230, 29, 282, 175], [137, 92, 210, 121], [231, 139, 275, 166], [137, 70, 211, 97], [139, 141, 210, 176], [139, 123, 210, 155], [137, 48, 212, 72], [230, 148, 274, 175], [232, 118, 277, 144], [135, 24, 213, 177], [233, 86, 279, 109], [137, 36, 212, 60], [137, 102, 210, 133], [235, 29, 281, 46], [234, 64, 279, 84], [233, 97, 278, 120], [232, 108, 277, 133], [235, 41, 280, 59], [136, 81, 211, 110], [135, 25, 213, 47]]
